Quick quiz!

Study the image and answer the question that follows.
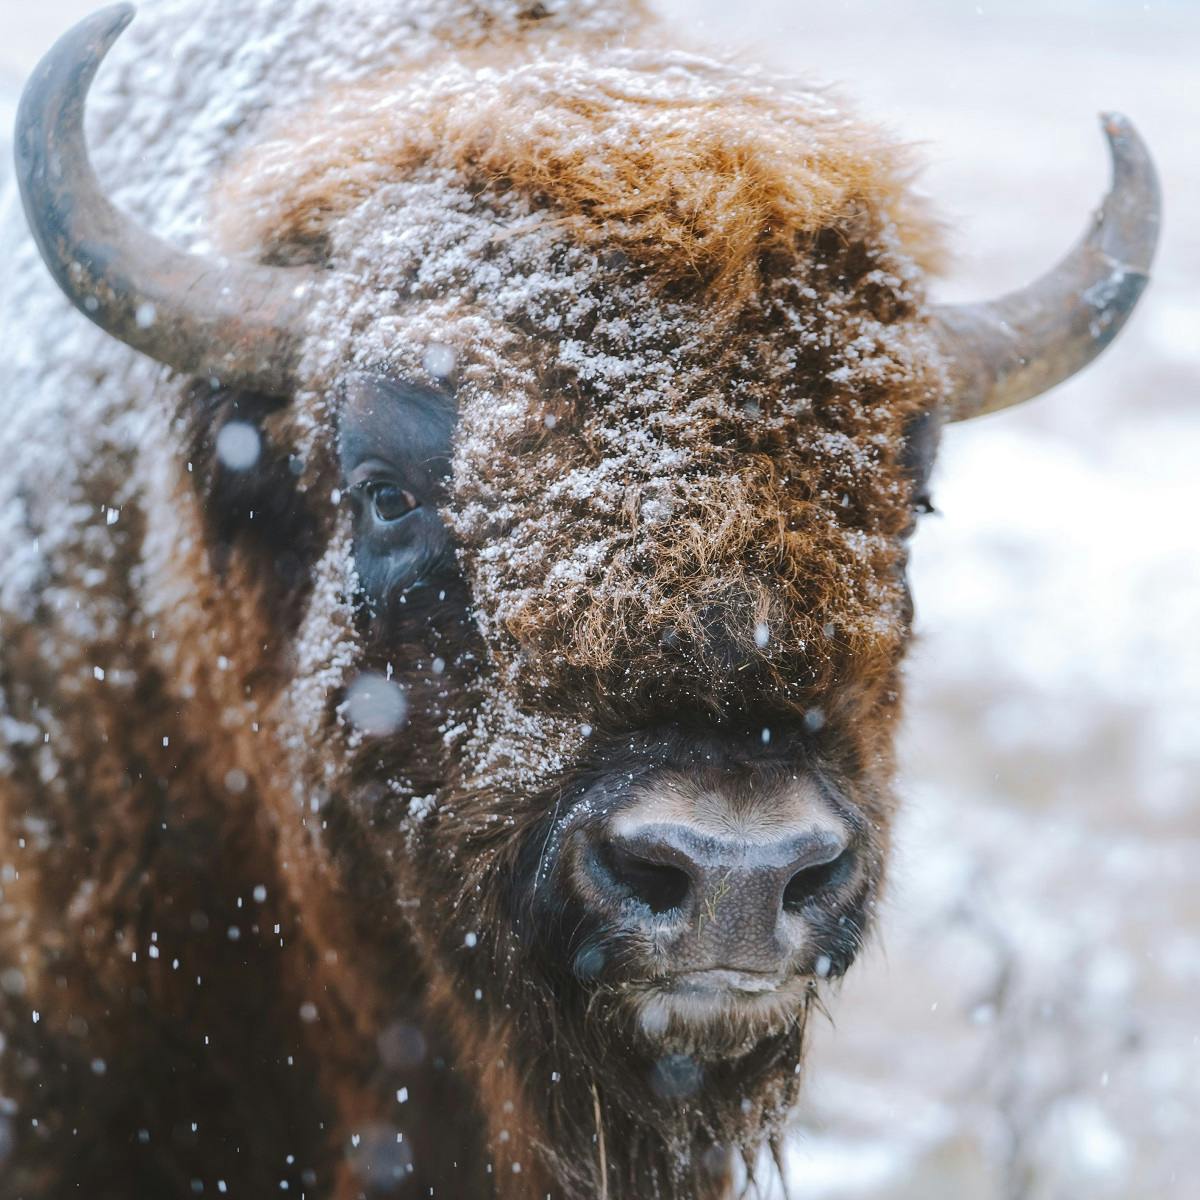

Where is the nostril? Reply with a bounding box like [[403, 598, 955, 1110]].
[[600, 842, 691, 915], [782, 848, 852, 912]]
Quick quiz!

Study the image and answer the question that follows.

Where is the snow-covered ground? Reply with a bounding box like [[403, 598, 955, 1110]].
[[4, 1, 1198, 1196]]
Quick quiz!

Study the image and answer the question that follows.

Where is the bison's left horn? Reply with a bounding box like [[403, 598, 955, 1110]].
[[14, 4, 316, 394], [933, 113, 1161, 421]]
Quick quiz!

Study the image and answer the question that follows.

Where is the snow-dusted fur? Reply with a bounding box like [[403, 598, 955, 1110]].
[[0, 1, 948, 1196]]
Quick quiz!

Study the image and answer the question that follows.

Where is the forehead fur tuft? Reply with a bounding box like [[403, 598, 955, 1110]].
[[217, 40, 940, 303]]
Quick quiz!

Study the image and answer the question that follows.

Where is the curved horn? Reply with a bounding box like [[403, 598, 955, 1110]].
[[14, 4, 315, 393], [934, 113, 1161, 422]]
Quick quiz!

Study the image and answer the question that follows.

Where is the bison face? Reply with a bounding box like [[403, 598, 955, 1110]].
[[325, 254, 931, 1110], [311, 265, 935, 1176]]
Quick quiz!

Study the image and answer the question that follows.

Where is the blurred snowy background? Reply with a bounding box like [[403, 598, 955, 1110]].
[[2, 1, 1197, 1197]]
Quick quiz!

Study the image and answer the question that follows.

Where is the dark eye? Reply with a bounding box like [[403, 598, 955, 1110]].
[[361, 482, 419, 523]]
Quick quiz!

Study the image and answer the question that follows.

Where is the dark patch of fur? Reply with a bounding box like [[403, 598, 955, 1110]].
[[182, 381, 322, 633]]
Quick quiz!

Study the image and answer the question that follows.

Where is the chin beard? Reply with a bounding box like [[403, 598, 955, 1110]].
[[516, 970, 815, 1197]]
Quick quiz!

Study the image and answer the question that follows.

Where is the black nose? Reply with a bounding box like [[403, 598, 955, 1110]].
[[582, 821, 852, 972]]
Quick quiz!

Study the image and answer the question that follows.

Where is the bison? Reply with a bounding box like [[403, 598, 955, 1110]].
[[0, 1, 1159, 1197]]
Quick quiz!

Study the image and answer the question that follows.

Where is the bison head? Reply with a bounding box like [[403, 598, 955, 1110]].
[[16, 4, 1159, 1195]]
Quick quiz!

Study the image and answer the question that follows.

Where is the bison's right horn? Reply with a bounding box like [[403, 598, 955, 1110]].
[[933, 113, 1161, 421], [14, 4, 316, 394]]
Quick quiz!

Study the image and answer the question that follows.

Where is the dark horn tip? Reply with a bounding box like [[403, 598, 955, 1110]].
[[17, 6, 136, 150], [15, 3, 139, 290], [100, 3, 136, 28], [1099, 111, 1131, 138], [52, 4, 136, 65], [93, 3, 137, 37], [79, 4, 137, 65], [1092, 110, 1161, 276], [1098, 109, 1152, 179]]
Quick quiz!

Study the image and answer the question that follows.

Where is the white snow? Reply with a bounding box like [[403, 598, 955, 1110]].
[[215, 421, 263, 471], [343, 673, 410, 738]]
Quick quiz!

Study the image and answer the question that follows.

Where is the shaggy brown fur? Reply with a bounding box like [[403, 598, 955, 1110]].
[[219, 43, 941, 302], [0, 6, 950, 1200]]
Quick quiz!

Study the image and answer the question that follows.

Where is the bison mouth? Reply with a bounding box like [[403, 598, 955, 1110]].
[[603, 967, 816, 1062]]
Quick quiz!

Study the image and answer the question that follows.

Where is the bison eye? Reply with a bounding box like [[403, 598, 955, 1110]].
[[361, 481, 420, 524], [338, 373, 456, 605]]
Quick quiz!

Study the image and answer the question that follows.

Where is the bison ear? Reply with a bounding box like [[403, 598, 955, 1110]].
[[933, 113, 1161, 421], [899, 410, 939, 518], [14, 4, 317, 393]]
